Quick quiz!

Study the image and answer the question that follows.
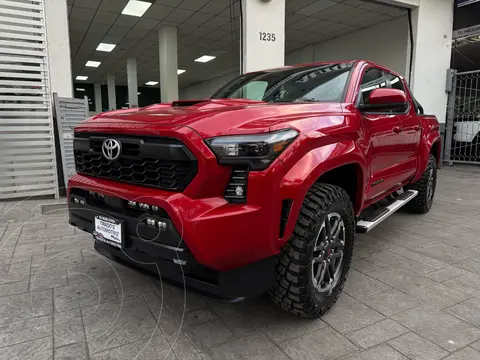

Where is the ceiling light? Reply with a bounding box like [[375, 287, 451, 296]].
[[96, 43, 116, 52], [195, 55, 216, 63], [137, 92, 141, 95], [145, 81, 158, 86], [86, 61, 101, 68], [76, 88, 85, 91], [121, 0, 152, 17], [76, 76, 88, 81], [177, 69, 186, 75]]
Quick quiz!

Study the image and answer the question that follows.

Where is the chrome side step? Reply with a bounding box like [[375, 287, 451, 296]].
[[356, 190, 418, 233]]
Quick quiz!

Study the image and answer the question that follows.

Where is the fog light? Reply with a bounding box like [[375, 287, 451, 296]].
[[158, 221, 167, 229], [235, 186, 244, 197], [152, 205, 159, 212], [146, 218, 156, 226]]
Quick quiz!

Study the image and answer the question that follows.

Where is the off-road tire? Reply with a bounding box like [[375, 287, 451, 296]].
[[405, 154, 437, 213], [269, 183, 355, 318]]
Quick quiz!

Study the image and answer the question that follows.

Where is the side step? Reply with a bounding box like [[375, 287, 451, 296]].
[[356, 190, 418, 233]]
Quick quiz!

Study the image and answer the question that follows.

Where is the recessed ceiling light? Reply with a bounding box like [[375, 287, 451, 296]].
[[121, 0, 152, 17], [86, 61, 101, 68], [177, 69, 186, 75], [96, 43, 116, 52], [76, 88, 86, 91], [76, 76, 88, 81], [145, 81, 158, 86], [195, 55, 216, 63]]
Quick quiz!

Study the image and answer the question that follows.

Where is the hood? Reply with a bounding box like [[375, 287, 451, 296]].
[[79, 99, 344, 138]]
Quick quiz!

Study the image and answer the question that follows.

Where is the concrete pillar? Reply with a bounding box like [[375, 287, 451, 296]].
[[158, 26, 178, 102], [410, 0, 453, 125], [242, 0, 285, 73], [44, 0, 73, 97], [107, 74, 116, 110], [94, 84, 102, 113], [127, 58, 138, 108]]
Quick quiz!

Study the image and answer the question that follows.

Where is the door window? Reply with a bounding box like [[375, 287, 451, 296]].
[[358, 68, 386, 105], [385, 73, 405, 92]]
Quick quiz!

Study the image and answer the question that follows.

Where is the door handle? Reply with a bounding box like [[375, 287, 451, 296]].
[[393, 126, 402, 134], [414, 125, 421, 131]]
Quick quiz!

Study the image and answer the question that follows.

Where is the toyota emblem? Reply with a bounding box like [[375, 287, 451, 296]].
[[102, 138, 121, 161]]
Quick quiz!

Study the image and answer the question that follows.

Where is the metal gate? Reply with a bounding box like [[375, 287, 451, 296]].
[[53, 94, 89, 187], [0, 0, 58, 199], [445, 69, 480, 165]]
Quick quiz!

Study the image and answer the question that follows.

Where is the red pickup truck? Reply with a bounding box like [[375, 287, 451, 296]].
[[68, 61, 441, 317]]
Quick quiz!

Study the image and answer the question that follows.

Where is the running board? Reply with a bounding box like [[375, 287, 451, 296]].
[[356, 190, 418, 233]]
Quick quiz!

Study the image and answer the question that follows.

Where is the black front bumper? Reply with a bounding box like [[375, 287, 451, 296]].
[[68, 188, 275, 301]]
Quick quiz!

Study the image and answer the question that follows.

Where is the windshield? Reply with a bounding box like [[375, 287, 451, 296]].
[[211, 62, 352, 103]]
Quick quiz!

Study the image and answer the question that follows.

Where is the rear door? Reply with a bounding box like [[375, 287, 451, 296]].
[[357, 68, 407, 202], [385, 73, 421, 171]]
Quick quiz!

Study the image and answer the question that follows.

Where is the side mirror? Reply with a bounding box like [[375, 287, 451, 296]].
[[359, 88, 408, 112]]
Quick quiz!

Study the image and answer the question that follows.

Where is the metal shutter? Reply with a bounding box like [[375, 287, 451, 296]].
[[0, 0, 58, 200], [53, 94, 89, 186]]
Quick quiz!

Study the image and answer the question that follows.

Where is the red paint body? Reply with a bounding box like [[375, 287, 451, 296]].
[[68, 61, 440, 272]]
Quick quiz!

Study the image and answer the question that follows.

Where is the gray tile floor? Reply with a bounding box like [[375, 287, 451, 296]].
[[1, 165, 480, 359]]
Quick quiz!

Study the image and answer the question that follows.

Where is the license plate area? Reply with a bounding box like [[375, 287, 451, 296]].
[[94, 215, 123, 249]]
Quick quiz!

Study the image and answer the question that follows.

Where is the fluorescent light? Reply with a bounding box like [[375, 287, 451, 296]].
[[76, 88, 85, 91], [96, 43, 116, 52], [145, 81, 158, 86], [76, 76, 88, 81], [86, 61, 101, 68], [177, 69, 186, 75], [195, 55, 215, 63], [121, 0, 152, 17]]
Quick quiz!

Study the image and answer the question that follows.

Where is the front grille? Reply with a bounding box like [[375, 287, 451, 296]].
[[74, 134, 197, 191]]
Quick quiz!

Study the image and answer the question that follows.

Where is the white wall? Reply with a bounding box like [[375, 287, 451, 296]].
[[44, 0, 73, 97], [180, 72, 237, 100], [410, 0, 454, 124], [286, 17, 410, 78]]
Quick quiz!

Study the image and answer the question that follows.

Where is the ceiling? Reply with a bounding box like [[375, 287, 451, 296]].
[[68, 0, 407, 89]]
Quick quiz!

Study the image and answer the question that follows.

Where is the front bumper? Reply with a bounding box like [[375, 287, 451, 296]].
[[68, 187, 275, 299]]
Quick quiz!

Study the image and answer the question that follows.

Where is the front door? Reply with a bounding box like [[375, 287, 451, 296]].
[[356, 67, 407, 202]]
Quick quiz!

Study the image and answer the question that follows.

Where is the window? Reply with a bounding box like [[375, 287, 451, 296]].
[[211, 63, 353, 103], [358, 68, 386, 105], [385, 73, 405, 92], [228, 81, 268, 100]]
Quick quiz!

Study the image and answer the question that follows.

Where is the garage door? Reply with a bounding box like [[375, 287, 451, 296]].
[[0, 0, 58, 200]]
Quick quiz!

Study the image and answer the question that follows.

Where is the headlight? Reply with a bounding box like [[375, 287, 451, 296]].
[[206, 129, 298, 170]]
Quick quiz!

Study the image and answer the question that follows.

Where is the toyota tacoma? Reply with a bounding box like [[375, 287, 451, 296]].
[[68, 61, 441, 317]]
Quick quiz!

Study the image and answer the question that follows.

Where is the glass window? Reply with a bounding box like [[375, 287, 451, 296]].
[[358, 68, 386, 105], [385, 73, 405, 92], [211, 63, 352, 103]]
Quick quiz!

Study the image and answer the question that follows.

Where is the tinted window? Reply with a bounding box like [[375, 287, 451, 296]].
[[211, 63, 352, 103], [359, 68, 386, 105], [386, 73, 405, 92]]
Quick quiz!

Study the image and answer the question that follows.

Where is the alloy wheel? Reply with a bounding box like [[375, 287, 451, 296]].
[[311, 212, 345, 294]]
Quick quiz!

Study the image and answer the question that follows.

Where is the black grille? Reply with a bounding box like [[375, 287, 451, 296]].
[[74, 134, 197, 191]]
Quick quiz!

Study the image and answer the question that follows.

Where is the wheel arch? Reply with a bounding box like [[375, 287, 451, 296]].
[[279, 142, 366, 247]]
